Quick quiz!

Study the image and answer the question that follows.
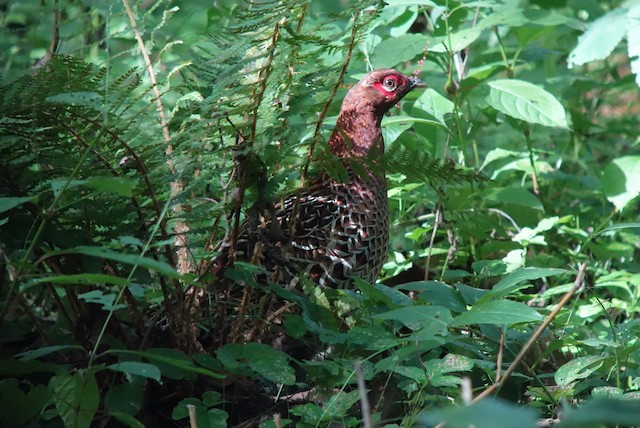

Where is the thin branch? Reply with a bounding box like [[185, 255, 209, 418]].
[[473, 263, 587, 402], [122, 0, 171, 145]]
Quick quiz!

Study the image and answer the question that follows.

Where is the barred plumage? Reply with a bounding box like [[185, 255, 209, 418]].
[[214, 69, 425, 288]]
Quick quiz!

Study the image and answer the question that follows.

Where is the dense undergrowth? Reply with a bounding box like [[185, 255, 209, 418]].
[[1, 0, 639, 427]]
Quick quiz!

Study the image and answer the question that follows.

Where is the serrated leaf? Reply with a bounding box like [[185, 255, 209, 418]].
[[487, 79, 568, 128], [567, 8, 628, 69], [452, 299, 543, 327]]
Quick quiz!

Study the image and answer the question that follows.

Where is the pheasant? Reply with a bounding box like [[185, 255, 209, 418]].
[[214, 69, 426, 289]]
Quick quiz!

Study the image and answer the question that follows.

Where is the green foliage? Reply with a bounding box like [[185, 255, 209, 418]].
[[1, 0, 639, 427]]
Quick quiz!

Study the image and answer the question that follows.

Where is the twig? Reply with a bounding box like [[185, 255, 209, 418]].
[[355, 360, 373, 428], [122, 0, 170, 144], [473, 263, 587, 402]]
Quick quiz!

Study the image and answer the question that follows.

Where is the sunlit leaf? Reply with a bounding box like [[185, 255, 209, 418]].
[[487, 79, 568, 128]]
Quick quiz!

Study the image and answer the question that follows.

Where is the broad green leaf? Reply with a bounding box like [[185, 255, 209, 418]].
[[110, 412, 146, 428], [373, 305, 452, 333], [25, 273, 128, 289], [420, 397, 539, 428], [18, 345, 84, 361], [371, 34, 425, 68], [559, 398, 640, 427], [105, 379, 144, 416], [452, 299, 543, 326], [424, 353, 474, 387], [324, 390, 361, 418], [52, 372, 100, 428], [628, 4, 640, 86], [413, 88, 455, 125], [398, 281, 467, 312], [217, 343, 295, 385], [107, 362, 161, 382], [480, 267, 568, 303], [104, 349, 224, 379], [0, 378, 50, 427], [555, 355, 607, 386], [567, 8, 628, 69], [48, 246, 181, 279], [0, 196, 37, 214], [601, 156, 640, 211], [596, 222, 640, 235], [429, 28, 482, 53], [487, 79, 568, 128], [485, 187, 544, 210], [85, 176, 135, 197]]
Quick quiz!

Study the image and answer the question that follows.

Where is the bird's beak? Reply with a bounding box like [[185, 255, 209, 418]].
[[410, 76, 427, 89]]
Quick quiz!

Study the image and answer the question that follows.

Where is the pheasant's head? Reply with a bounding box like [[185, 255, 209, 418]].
[[329, 69, 426, 158], [342, 69, 426, 118]]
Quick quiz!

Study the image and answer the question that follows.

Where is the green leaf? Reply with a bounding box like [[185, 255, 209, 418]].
[[485, 187, 544, 210], [84, 176, 135, 197], [104, 349, 224, 379], [487, 79, 568, 128], [481, 267, 568, 302], [398, 281, 467, 312], [51, 372, 100, 428], [107, 362, 162, 382], [601, 156, 640, 211], [555, 355, 606, 386], [0, 378, 50, 427], [373, 305, 452, 334], [48, 246, 181, 279], [559, 398, 640, 427], [452, 299, 543, 327], [413, 88, 455, 125], [18, 345, 84, 361], [429, 28, 482, 53], [628, 4, 640, 86], [110, 412, 145, 428], [217, 343, 295, 385], [25, 273, 128, 289], [105, 379, 144, 417], [419, 397, 539, 428], [425, 353, 475, 387], [0, 196, 37, 214], [567, 8, 628, 69], [371, 34, 425, 68]]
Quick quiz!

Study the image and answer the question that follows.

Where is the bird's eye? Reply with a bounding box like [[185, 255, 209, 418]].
[[382, 77, 398, 91]]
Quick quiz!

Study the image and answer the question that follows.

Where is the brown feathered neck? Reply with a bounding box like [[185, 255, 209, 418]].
[[328, 69, 425, 159]]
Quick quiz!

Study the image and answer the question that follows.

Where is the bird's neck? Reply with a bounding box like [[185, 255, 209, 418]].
[[328, 107, 384, 159]]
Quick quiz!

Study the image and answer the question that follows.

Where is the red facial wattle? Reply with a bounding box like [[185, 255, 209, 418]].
[[373, 75, 404, 97]]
